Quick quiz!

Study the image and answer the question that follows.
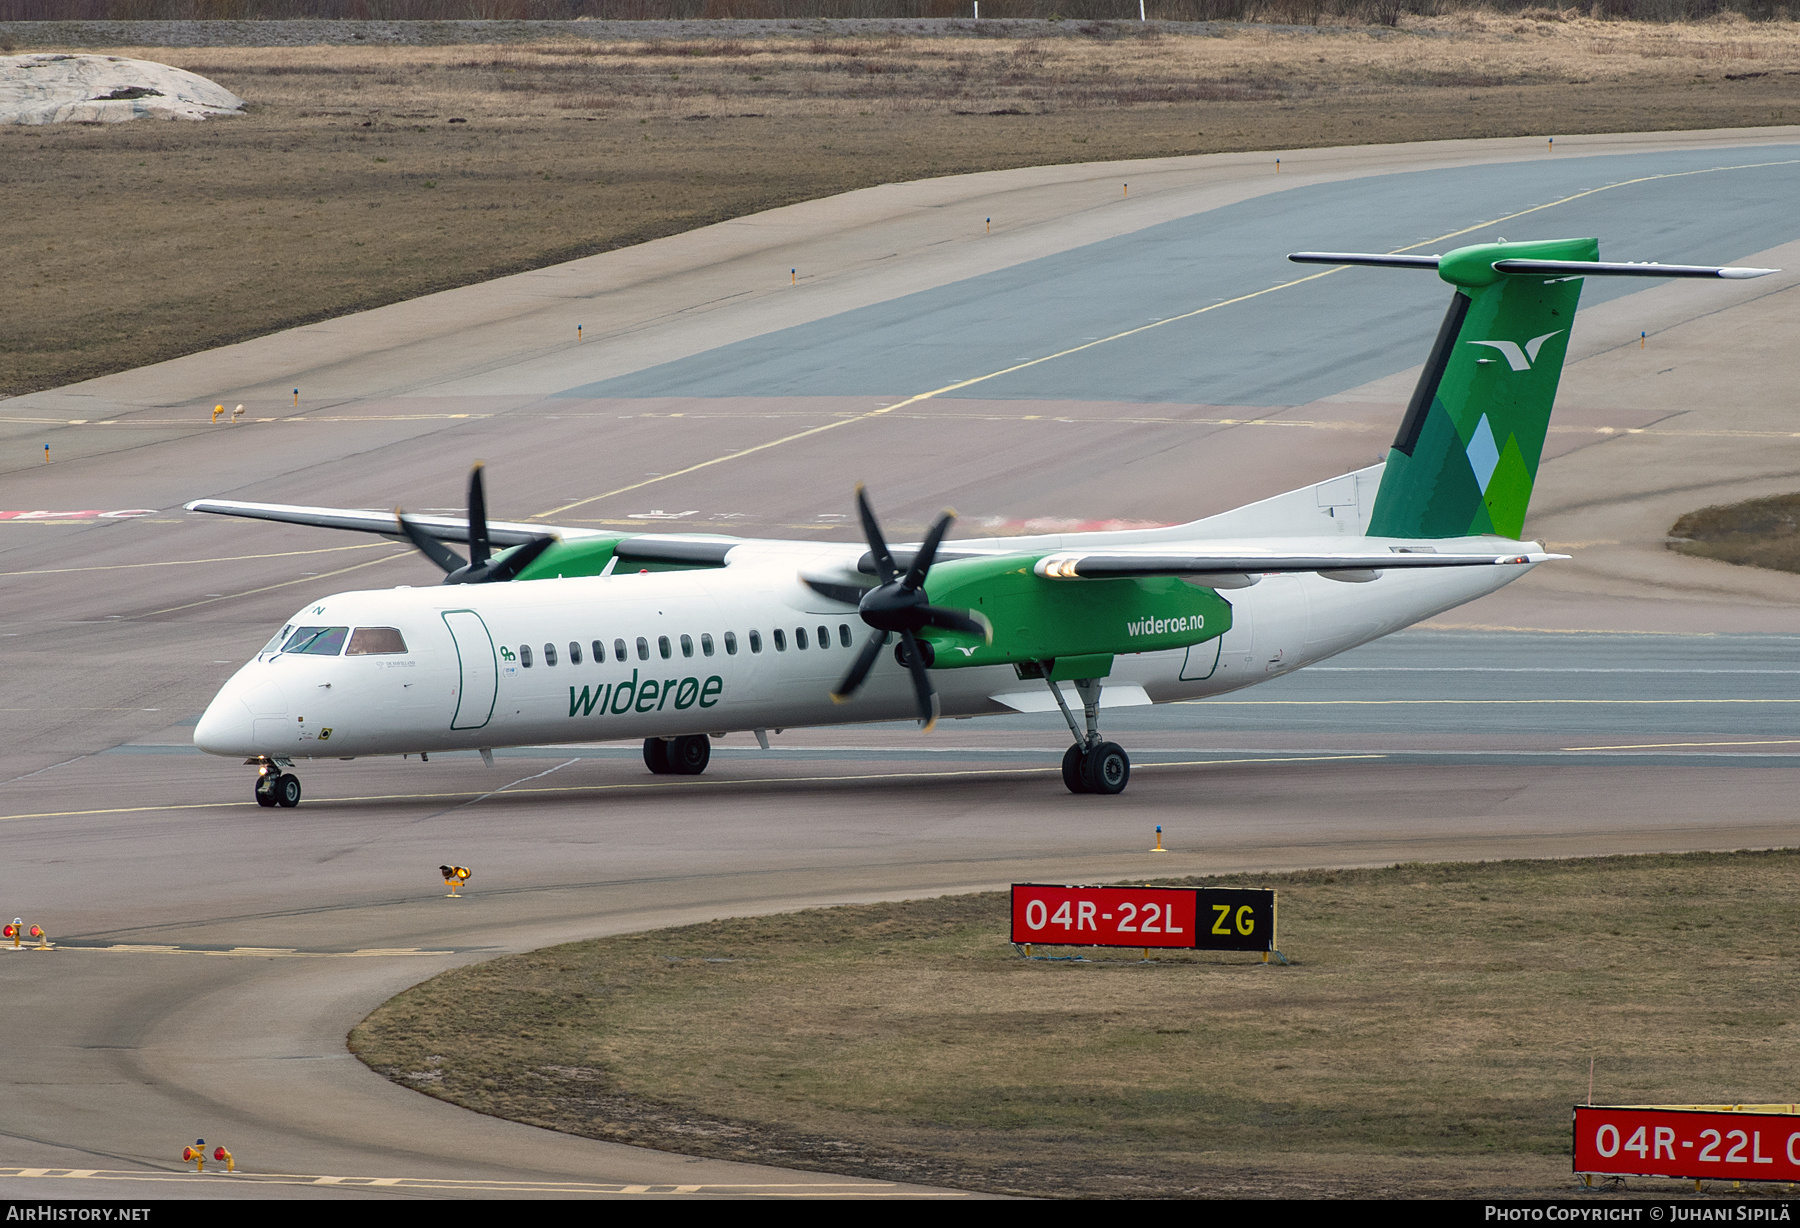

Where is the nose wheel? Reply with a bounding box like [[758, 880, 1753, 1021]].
[[1047, 676, 1131, 796], [253, 762, 302, 808]]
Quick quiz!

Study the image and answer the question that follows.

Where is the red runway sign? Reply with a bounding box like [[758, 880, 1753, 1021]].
[[1574, 1105, 1800, 1181], [1010, 884, 1275, 952], [1011, 884, 1198, 949]]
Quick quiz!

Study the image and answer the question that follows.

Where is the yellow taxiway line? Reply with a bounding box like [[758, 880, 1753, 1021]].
[[0, 754, 1381, 824]]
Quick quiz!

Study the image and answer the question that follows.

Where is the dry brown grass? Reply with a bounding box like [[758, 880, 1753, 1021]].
[[4, 16, 1798, 397], [1669, 492, 1800, 573], [353, 851, 1800, 1198]]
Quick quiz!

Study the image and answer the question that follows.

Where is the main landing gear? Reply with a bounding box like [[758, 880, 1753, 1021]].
[[1047, 678, 1131, 796], [643, 735, 711, 776], [251, 759, 302, 808]]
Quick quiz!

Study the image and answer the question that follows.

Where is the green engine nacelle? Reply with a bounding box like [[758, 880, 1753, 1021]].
[[508, 537, 731, 582], [510, 537, 622, 582], [916, 554, 1232, 671]]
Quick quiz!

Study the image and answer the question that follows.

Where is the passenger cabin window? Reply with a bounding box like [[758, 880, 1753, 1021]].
[[724, 632, 737, 655], [636, 637, 649, 661], [520, 644, 534, 667], [817, 625, 829, 649], [772, 629, 786, 651], [544, 643, 558, 667], [701, 633, 715, 657], [617, 638, 629, 662], [749, 631, 762, 654], [569, 642, 583, 665], [346, 627, 408, 656], [658, 635, 672, 660], [284, 626, 350, 656], [680, 634, 694, 658], [795, 627, 809, 650], [839, 624, 853, 648], [593, 640, 606, 663]]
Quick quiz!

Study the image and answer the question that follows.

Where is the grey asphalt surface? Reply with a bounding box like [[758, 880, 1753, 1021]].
[[2, 130, 1798, 1200], [567, 146, 1800, 405]]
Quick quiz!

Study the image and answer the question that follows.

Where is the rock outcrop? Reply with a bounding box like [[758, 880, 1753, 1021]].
[[0, 53, 246, 124]]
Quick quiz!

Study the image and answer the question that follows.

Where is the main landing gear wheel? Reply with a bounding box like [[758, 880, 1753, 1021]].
[[1082, 742, 1130, 795], [1062, 744, 1090, 794], [1062, 742, 1130, 795], [644, 735, 711, 776], [643, 738, 670, 773], [1047, 675, 1132, 796]]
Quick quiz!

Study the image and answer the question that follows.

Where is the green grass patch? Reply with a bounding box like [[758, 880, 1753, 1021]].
[[352, 851, 1800, 1197]]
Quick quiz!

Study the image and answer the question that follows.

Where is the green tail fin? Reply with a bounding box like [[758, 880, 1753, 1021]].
[[1367, 237, 1596, 540]]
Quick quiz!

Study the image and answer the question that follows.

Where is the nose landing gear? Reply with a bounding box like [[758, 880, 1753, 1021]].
[[252, 759, 302, 808], [1047, 677, 1131, 796]]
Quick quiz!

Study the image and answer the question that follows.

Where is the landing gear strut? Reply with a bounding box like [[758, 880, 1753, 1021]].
[[643, 735, 710, 776], [252, 759, 302, 808], [1048, 678, 1131, 795]]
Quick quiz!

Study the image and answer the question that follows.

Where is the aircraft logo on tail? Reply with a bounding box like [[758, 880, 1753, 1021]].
[[1466, 330, 1564, 372]]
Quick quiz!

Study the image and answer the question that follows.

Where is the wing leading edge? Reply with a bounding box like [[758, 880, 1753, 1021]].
[[184, 498, 741, 566]]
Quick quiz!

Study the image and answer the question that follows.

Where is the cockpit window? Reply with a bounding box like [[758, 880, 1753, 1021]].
[[346, 627, 408, 656], [283, 626, 350, 656], [261, 625, 293, 655]]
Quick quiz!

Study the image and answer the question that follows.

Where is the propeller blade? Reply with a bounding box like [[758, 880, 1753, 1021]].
[[394, 509, 468, 577], [803, 577, 872, 606], [856, 484, 897, 584], [480, 535, 557, 582], [898, 630, 939, 732], [920, 606, 991, 642], [901, 510, 955, 591], [466, 462, 491, 568], [830, 630, 887, 703]]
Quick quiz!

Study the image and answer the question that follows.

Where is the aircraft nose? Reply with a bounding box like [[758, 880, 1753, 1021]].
[[194, 693, 255, 756]]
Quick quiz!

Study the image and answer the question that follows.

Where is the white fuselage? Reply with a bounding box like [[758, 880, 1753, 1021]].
[[193, 534, 1537, 761]]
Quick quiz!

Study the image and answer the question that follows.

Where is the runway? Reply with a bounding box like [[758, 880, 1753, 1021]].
[[3, 129, 1800, 1198]]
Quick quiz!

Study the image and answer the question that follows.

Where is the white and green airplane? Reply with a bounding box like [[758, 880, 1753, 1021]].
[[189, 238, 1775, 807]]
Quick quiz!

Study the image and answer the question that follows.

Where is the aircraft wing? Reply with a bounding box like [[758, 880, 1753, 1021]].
[[184, 498, 565, 546], [1032, 548, 1563, 580], [184, 498, 742, 565]]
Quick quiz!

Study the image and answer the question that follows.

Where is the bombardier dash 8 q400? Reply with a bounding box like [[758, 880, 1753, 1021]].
[[190, 238, 1774, 806]]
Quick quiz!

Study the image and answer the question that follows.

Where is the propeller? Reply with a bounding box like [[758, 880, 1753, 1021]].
[[394, 463, 557, 585], [804, 485, 990, 731]]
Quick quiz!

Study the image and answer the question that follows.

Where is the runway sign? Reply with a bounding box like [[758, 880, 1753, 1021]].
[[1010, 884, 1275, 953], [1574, 1105, 1800, 1181], [1192, 888, 1277, 953]]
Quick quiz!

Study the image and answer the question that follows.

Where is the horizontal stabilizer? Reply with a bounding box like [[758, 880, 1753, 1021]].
[[1288, 252, 1777, 279], [1490, 259, 1777, 279], [1033, 548, 1561, 580], [1288, 252, 1442, 269]]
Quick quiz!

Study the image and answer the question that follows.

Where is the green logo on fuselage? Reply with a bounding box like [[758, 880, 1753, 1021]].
[[569, 670, 724, 718]]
